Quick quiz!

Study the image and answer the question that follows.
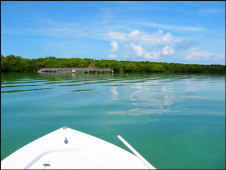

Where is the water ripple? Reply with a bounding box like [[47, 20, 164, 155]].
[[1, 87, 53, 93], [69, 89, 95, 92]]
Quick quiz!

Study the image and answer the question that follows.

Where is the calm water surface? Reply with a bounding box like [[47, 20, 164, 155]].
[[1, 72, 225, 169]]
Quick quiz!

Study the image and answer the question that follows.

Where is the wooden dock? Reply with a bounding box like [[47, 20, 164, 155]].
[[38, 68, 113, 73]]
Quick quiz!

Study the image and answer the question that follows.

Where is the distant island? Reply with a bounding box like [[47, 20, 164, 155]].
[[1, 55, 225, 74]]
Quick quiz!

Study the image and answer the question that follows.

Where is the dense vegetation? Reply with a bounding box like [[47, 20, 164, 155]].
[[1, 55, 225, 73]]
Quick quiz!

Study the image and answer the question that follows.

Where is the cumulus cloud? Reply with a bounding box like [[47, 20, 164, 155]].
[[162, 32, 174, 43], [105, 29, 223, 62], [128, 30, 141, 41], [130, 43, 144, 56], [105, 29, 176, 45], [130, 43, 160, 59], [111, 41, 119, 52], [162, 45, 175, 56], [105, 29, 177, 60]]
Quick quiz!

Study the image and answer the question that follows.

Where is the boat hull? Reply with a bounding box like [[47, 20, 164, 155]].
[[1, 127, 156, 169]]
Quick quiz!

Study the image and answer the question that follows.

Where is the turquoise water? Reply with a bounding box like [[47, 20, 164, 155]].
[[1, 72, 225, 169]]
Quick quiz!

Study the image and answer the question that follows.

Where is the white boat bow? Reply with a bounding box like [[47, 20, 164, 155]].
[[1, 126, 156, 169]]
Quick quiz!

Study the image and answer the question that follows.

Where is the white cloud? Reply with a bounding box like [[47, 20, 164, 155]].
[[105, 29, 224, 62], [162, 45, 175, 56], [4, 16, 221, 63], [100, 7, 117, 24], [111, 41, 119, 52], [148, 22, 207, 32], [105, 29, 177, 45], [104, 32, 127, 41], [128, 30, 141, 41], [162, 32, 174, 43], [124, 21, 207, 32], [199, 8, 225, 15], [2, 18, 103, 39], [130, 43, 144, 56], [184, 48, 222, 61], [106, 29, 177, 60], [108, 54, 118, 59], [130, 43, 161, 59]]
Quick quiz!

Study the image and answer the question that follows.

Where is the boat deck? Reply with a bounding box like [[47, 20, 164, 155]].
[[2, 127, 156, 169]]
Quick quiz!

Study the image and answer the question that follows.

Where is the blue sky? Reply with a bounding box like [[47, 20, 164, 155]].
[[1, 1, 225, 64]]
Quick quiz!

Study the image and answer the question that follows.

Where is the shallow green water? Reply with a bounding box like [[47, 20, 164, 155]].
[[1, 72, 225, 169]]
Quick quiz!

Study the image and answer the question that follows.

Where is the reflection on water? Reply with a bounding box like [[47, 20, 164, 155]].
[[1, 72, 225, 169], [110, 86, 119, 101], [1, 72, 225, 116]]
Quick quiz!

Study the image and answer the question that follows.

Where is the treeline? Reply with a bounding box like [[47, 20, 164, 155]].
[[1, 55, 225, 73]]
